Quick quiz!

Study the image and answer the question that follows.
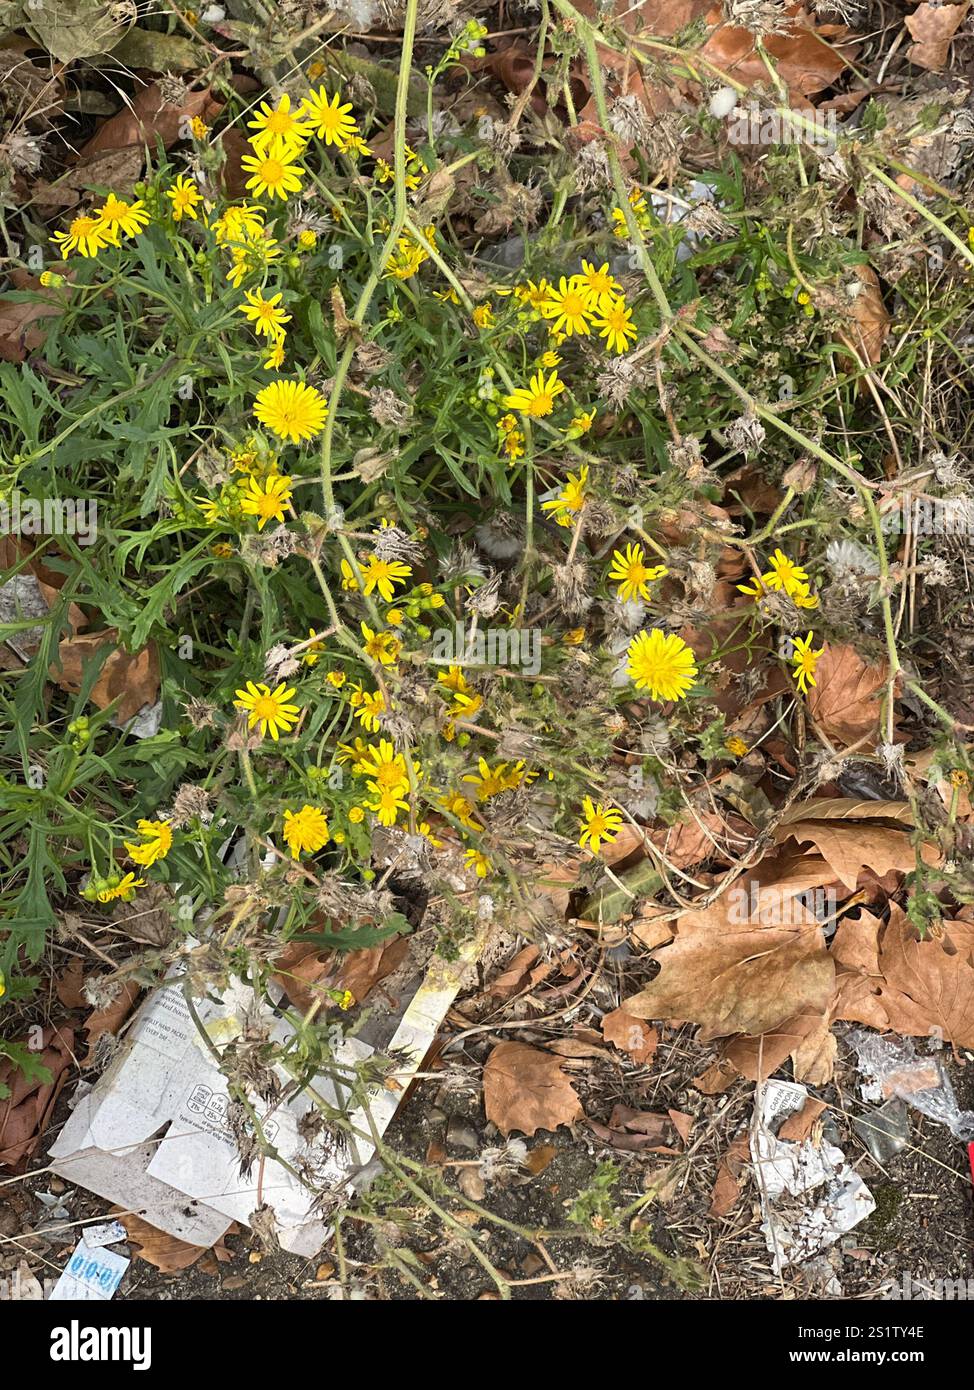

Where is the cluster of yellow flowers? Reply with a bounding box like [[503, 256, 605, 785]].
[[50, 192, 150, 259], [737, 548, 819, 610], [83, 818, 173, 905]]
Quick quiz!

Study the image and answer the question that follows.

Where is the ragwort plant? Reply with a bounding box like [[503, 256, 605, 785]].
[[0, 1, 972, 1205]]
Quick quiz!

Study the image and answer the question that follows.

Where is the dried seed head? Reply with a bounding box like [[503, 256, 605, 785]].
[[368, 387, 413, 428], [169, 783, 213, 829], [465, 571, 502, 618], [373, 523, 423, 564], [725, 412, 766, 458], [724, 0, 793, 36], [552, 559, 592, 618], [184, 696, 217, 730]]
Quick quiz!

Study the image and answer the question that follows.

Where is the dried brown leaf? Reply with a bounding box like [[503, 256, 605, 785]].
[[482, 1041, 582, 1137]]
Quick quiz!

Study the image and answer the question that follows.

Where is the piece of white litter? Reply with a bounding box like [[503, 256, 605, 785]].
[[49, 1239, 129, 1301], [81, 1220, 127, 1249], [708, 86, 738, 120], [751, 1079, 875, 1273]]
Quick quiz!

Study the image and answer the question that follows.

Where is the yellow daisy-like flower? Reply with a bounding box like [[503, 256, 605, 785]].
[[608, 543, 668, 603], [97, 872, 146, 903], [578, 797, 624, 856], [440, 790, 481, 830], [352, 687, 386, 731], [240, 150, 304, 201], [124, 819, 173, 868], [464, 848, 491, 879], [577, 260, 623, 311], [463, 757, 515, 802], [541, 464, 589, 528], [234, 680, 301, 740], [366, 784, 410, 827], [190, 115, 209, 139], [247, 94, 310, 155], [737, 573, 767, 600], [51, 213, 109, 258], [437, 665, 473, 696], [238, 288, 291, 339], [361, 556, 412, 603], [93, 194, 150, 243], [326, 669, 347, 688], [239, 472, 293, 529], [763, 549, 810, 598], [790, 631, 824, 694], [358, 739, 410, 795], [345, 133, 373, 158], [503, 368, 565, 418], [792, 582, 819, 610], [253, 379, 327, 444], [263, 336, 286, 371], [302, 87, 358, 147], [226, 231, 281, 287], [627, 629, 697, 702], [569, 410, 596, 436], [282, 804, 330, 859], [725, 736, 749, 757], [472, 303, 494, 330], [539, 275, 593, 337], [212, 203, 265, 246], [166, 174, 202, 222], [360, 622, 400, 666], [592, 296, 638, 355]]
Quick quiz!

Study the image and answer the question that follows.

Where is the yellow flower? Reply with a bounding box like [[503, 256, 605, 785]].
[[386, 608, 404, 626], [538, 350, 561, 368], [737, 573, 767, 600], [51, 213, 109, 258], [472, 302, 494, 329], [253, 379, 327, 443], [239, 287, 291, 339], [282, 804, 330, 859], [791, 581, 819, 610], [578, 798, 623, 855], [502, 428, 526, 462], [627, 629, 697, 702], [592, 297, 638, 355], [515, 279, 551, 311], [97, 872, 146, 903], [301, 629, 325, 666], [358, 739, 410, 795], [464, 848, 491, 879], [234, 680, 301, 740], [351, 687, 386, 731], [247, 94, 310, 155], [366, 784, 410, 826], [790, 631, 824, 694], [166, 174, 202, 222], [213, 204, 265, 246], [226, 230, 281, 286], [263, 336, 286, 371], [345, 134, 372, 158], [190, 115, 209, 139], [569, 410, 596, 436], [93, 194, 149, 243], [340, 558, 359, 591], [540, 275, 593, 337], [239, 472, 293, 529], [463, 757, 519, 801], [725, 736, 749, 758], [437, 665, 472, 695], [608, 543, 668, 602], [503, 368, 565, 418], [440, 790, 481, 830], [302, 87, 358, 147], [360, 622, 400, 666], [764, 549, 810, 598], [541, 464, 589, 527], [240, 150, 304, 200], [326, 670, 347, 688], [361, 556, 412, 603], [124, 819, 173, 868], [577, 260, 623, 311], [348, 805, 365, 823], [612, 187, 652, 238]]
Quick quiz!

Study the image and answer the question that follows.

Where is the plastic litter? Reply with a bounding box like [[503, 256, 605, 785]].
[[751, 1078, 875, 1272], [850, 1030, 974, 1142], [851, 1098, 911, 1163]]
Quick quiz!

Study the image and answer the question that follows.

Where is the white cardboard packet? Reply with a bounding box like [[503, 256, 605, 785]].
[[49, 922, 486, 1257]]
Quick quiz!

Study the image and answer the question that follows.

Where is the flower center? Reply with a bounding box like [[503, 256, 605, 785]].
[[253, 696, 278, 721], [562, 293, 585, 317], [261, 158, 283, 183]]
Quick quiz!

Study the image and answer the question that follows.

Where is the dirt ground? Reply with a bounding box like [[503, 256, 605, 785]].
[[4, 1016, 970, 1302]]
